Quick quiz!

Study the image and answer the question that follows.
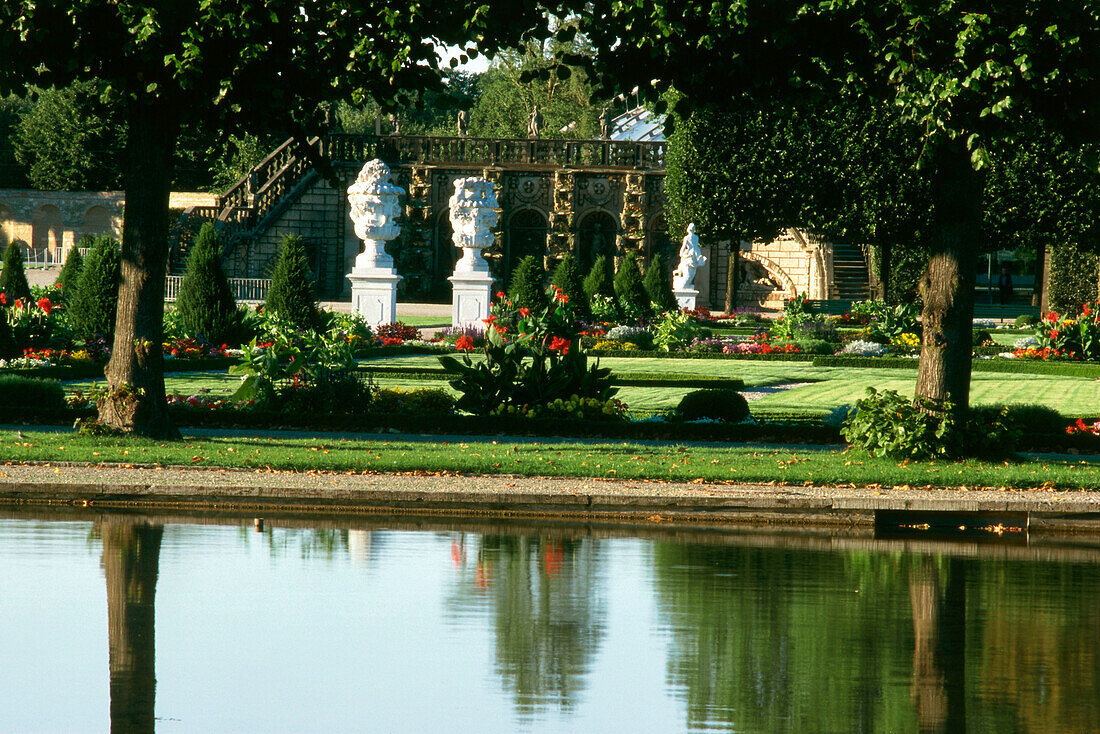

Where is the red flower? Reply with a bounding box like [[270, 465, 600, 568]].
[[496, 325, 508, 335], [1046, 311, 1059, 322], [0, 293, 6, 305], [518, 307, 530, 317], [548, 336, 571, 354], [36, 297, 53, 315], [555, 291, 569, 303], [482, 314, 497, 325], [455, 335, 474, 351], [1050, 329, 1059, 339], [495, 291, 506, 300], [14, 298, 23, 310], [1084, 305, 1093, 317]]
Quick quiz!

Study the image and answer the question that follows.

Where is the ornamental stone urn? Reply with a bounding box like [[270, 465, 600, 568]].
[[447, 177, 499, 327], [346, 159, 404, 325]]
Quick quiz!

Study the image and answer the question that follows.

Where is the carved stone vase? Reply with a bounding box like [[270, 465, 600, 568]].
[[447, 177, 499, 326], [346, 159, 404, 325]]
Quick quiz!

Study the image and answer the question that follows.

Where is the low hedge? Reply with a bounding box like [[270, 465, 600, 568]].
[[811, 355, 1100, 377], [588, 349, 815, 362], [358, 365, 746, 390]]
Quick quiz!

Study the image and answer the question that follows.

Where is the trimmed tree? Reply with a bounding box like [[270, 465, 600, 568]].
[[614, 252, 649, 317], [68, 236, 121, 339], [175, 222, 238, 343], [507, 255, 546, 310], [583, 255, 614, 301], [0, 242, 32, 302], [643, 253, 678, 313], [264, 234, 317, 329], [56, 246, 85, 300], [549, 254, 587, 311]]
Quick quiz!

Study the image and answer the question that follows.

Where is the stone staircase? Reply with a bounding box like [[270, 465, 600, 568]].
[[831, 243, 871, 300]]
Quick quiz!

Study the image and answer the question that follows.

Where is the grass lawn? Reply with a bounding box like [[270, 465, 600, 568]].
[[392, 314, 450, 328], [4, 430, 1100, 490]]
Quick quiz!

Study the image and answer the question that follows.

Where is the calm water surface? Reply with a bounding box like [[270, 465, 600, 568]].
[[2, 512, 1098, 733]]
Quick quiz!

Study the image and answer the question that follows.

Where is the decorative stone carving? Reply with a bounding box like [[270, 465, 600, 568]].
[[346, 159, 404, 325], [448, 177, 500, 326], [673, 223, 707, 309]]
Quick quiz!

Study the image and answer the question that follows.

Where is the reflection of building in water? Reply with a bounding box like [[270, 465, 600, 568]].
[[347, 529, 373, 568]]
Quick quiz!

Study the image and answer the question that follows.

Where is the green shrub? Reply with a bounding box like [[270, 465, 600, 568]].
[[583, 255, 614, 301], [549, 254, 587, 311], [972, 329, 993, 347], [0, 375, 65, 411], [796, 339, 835, 355], [56, 247, 84, 300], [653, 310, 702, 352], [67, 235, 120, 339], [1015, 313, 1040, 328], [176, 222, 239, 344], [508, 255, 546, 311], [370, 387, 456, 415], [264, 234, 318, 329], [0, 242, 32, 303], [676, 388, 750, 422], [1049, 242, 1098, 314], [614, 252, 649, 320], [0, 309, 16, 359], [988, 404, 1066, 436], [643, 252, 677, 313]]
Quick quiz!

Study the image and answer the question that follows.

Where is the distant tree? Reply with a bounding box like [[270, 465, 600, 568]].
[[56, 245, 85, 299], [643, 252, 677, 313], [508, 255, 546, 311], [614, 252, 649, 317], [0, 242, 31, 302], [550, 254, 587, 311], [264, 235, 318, 329], [175, 222, 238, 343], [0, 94, 29, 188], [583, 255, 614, 301], [68, 236, 120, 339]]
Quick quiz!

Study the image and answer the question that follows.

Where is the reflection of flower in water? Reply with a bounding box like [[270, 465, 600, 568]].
[[542, 540, 562, 578], [475, 559, 493, 589], [451, 539, 466, 568]]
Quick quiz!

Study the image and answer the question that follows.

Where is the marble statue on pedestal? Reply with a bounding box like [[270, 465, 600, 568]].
[[346, 159, 404, 325], [448, 177, 499, 326], [672, 223, 707, 309]]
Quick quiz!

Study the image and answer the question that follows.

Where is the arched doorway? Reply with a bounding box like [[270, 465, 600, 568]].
[[505, 208, 548, 276], [81, 205, 113, 241], [32, 205, 64, 264], [646, 213, 673, 274], [577, 210, 618, 269], [431, 209, 455, 301]]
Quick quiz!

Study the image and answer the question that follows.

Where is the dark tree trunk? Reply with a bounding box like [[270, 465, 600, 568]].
[[101, 519, 163, 734], [915, 139, 983, 413], [724, 245, 739, 313], [878, 241, 892, 302], [99, 98, 181, 438]]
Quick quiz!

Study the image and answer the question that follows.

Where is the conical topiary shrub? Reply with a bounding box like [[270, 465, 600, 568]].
[[0, 242, 32, 303], [583, 255, 614, 301], [550, 253, 587, 312], [68, 236, 121, 339], [265, 234, 318, 328], [614, 251, 650, 318], [643, 252, 678, 313], [175, 222, 239, 344], [508, 255, 546, 311], [56, 246, 85, 300]]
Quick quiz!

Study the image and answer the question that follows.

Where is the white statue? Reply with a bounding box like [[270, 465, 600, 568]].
[[673, 223, 707, 290], [448, 177, 499, 274], [347, 159, 404, 270]]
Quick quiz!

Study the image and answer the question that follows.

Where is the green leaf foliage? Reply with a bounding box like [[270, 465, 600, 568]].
[[583, 255, 614, 301], [0, 241, 31, 302], [175, 222, 239, 344], [0, 374, 65, 410], [1049, 241, 1099, 314], [614, 252, 649, 319], [56, 246, 84, 300], [643, 252, 677, 313], [507, 255, 545, 311], [549, 254, 587, 311], [67, 235, 120, 339], [264, 234, 317, 330], [0, 305, 16, 358]]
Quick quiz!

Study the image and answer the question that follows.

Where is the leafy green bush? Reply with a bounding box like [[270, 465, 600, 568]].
[[643, 252, 677, 313], [675, 388, 750, 422], [264, 234, 318, 329], [370, 387, 456, 416], [176, 222, 240, 345], [841, 388, 1018, 459], [653, 310, 703, 352], [56, 247, 84, 299], [0, 313, 19, 359], [583, 255, 614, 302], [67, 235, 120, 339], [550, 254, 587, 312], [867, 302, 919, 341], [589, 293, 620, 322], [508, 255, 546, 311], [783, 292, 813, 319], [795, 339, 835, 355], [972, 328, 993, 347], [0, 375, 65, 411], [1015, 313, 1040, 328], [0, 242, 32, 303], [1048, 241, 1098, 314], [614, 252, 649, 320], [986, 404, 1066, 437]]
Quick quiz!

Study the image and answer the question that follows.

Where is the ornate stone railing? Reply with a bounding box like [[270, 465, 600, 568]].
[[326, 134, 666, 170]]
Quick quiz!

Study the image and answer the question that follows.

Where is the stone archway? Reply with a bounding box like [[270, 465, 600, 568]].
[[0, 201, 11, 248], [505, 208, 548, 275], [646, 212, 672, 274], [737, 250, 797, 308], [576, 210, 618, 269], [81, 205, 114, 242], [31, 204, 64, 264], [431, 209, 456, 300]]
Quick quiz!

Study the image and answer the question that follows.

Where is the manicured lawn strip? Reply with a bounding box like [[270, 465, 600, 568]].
[[392, 314, 450, 328], [5, 430, 1100, 490]]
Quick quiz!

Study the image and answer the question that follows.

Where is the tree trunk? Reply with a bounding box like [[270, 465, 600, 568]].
[[879, 241, 892, 302], [99, 98, 181, 438], [915, 139, 982, 413], [724, 244, 739, 313], [101, 519, 163, 734]]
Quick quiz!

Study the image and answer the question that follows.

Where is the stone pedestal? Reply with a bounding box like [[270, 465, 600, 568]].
[[348, 269, 402, 326], [449, 272, 493, 327], [674, 287, 699, 311], [448, 177, 500, 328]]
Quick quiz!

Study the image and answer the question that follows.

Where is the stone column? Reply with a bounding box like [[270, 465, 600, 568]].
[[448, 177, 499, 327], [346, 159, 404, 326]]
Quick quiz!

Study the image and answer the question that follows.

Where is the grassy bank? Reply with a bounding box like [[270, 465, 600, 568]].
[[4, 430, 1099, 490]]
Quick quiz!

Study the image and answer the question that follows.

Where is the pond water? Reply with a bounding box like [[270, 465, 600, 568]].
[[3, 511, 1099, 733]]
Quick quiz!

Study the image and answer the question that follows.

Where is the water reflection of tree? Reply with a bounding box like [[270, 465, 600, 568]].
[[456, 534, 607, 715], [99, 518, 163, 734]]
